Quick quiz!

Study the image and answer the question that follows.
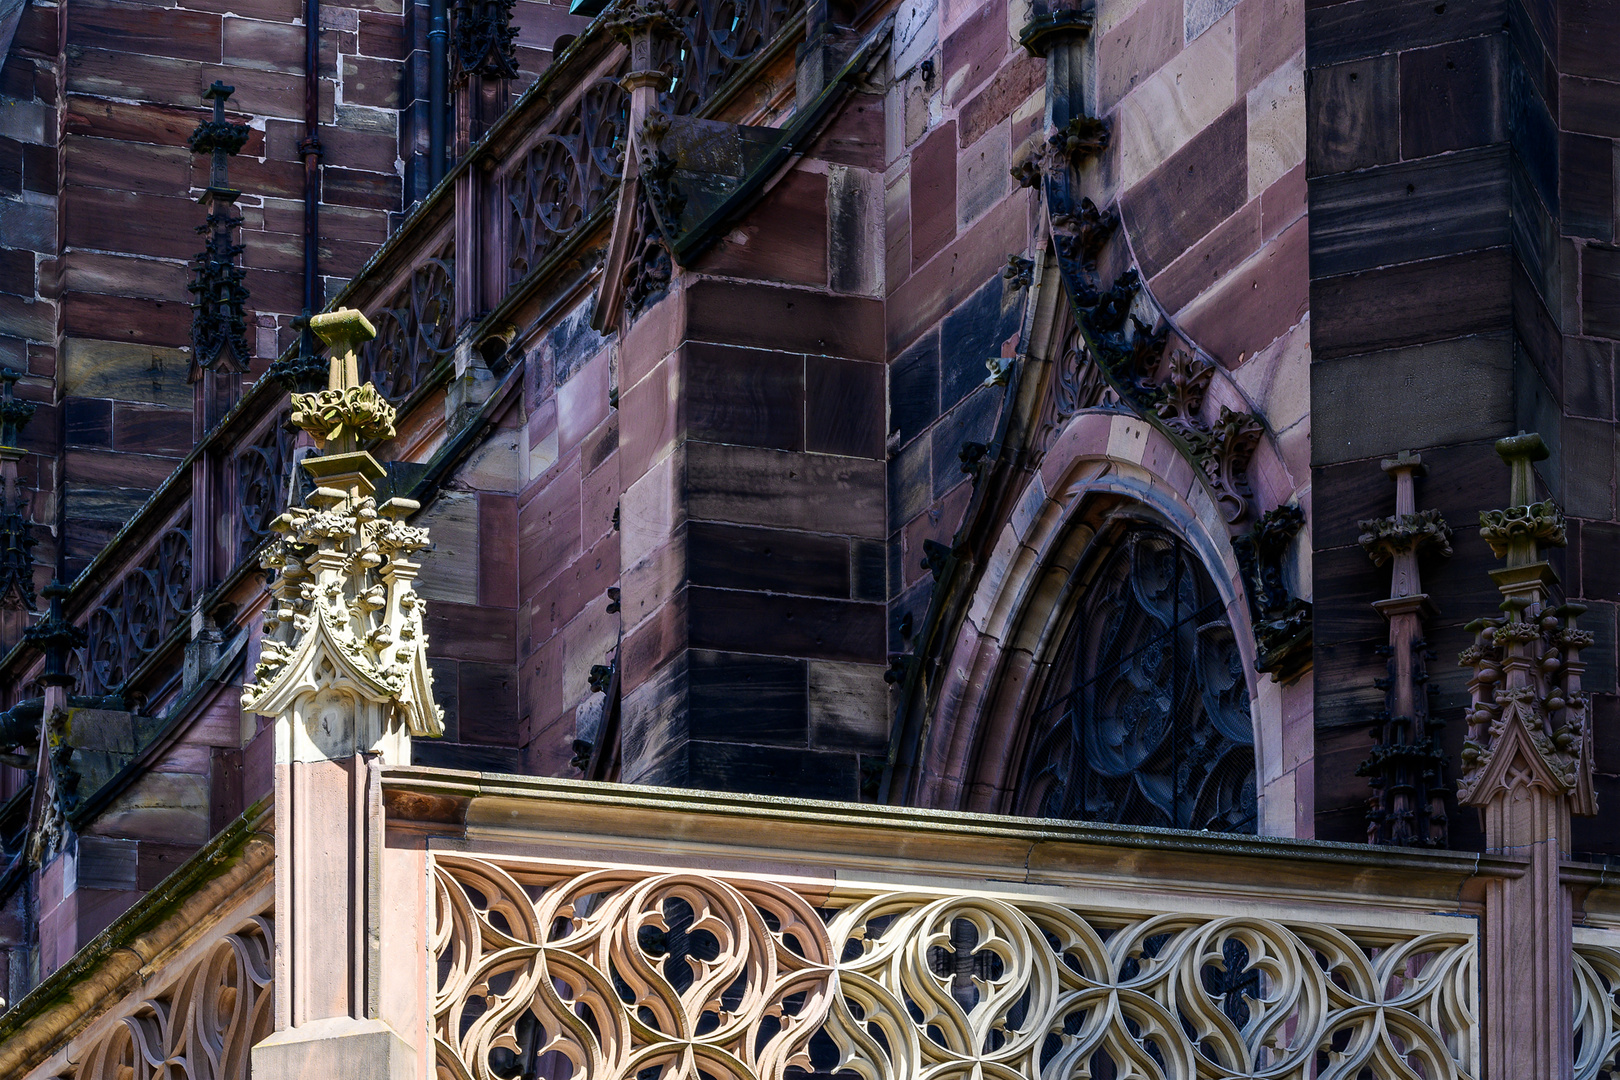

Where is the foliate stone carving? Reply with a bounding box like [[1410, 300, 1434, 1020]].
[[1356, 451, 1451, 847], [1478, 499, 1566, 557], [1052, 197, 1117, 271], [1456, 433, 1592, 814], [289, 382, 398, 449], [1033, 314, 1116, 462], [241, 309, 442, 763], [431, 854, 1479, 1080], [1360, 509, 1454, 565], [1050, 114, 1109, 165], [451, 0, 520, 81], [1232, 504, 1313, 681]]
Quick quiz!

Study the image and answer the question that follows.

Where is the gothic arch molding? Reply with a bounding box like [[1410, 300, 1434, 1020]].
[[911, 410, 1294, 833]]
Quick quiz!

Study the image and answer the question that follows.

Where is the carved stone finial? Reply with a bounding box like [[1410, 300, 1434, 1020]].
[[25, 581, 84, 689], [1478, 432, 1564, 567], [1355, 451, 1451, 847], [241, 306, 441, 764], [1457, 432, 1591, 816], [293, 309, 395, 456], [451, 0, 520, 81], [187, 82, 253, 379]]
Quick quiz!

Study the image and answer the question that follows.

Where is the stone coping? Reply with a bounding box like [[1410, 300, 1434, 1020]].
[[382, 767, 1530, 915]]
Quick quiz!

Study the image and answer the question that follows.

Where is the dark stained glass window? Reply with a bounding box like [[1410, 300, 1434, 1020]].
[[1015, 524, 1257, 833]]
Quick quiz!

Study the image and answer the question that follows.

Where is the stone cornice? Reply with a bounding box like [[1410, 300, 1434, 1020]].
[[382, 768, 1527, 906]]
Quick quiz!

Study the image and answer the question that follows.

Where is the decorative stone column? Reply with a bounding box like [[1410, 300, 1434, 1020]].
[[1458, 432, 1591, 1078], [1357, 450, 1451, 847], [247, 309, 442, 1080]]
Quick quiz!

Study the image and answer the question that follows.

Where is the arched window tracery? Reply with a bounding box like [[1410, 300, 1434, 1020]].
[[1014, 519, 1258, 833]]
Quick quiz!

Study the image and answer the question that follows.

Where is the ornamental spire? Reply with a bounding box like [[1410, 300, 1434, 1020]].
[[1457, 432, 1591, 814], [241, 308, 442, 763], [186, 81, 252, 379], [1356, 450, 1452, 847]]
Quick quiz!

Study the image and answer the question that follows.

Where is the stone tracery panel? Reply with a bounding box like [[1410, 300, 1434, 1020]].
[[361, 240, 457, 405], [1575, 935, 1620, 1080], [75, 525, 192, 697], [431, 855, 1478, 1080], [55, 911, 272, 1080]]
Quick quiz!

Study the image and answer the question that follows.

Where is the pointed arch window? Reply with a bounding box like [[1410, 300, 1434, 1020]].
[[1015, 523, 1257, 833]]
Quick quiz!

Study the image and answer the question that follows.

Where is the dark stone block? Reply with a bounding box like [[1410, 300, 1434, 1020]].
[[1180, 217, 1309, 368], [412, 740, 524, 772], [1310, 248, 1511, 360], [113, 404, 190, 455], [890, 330, 940, 443], [1306, 0, 1506, 68], [888, 428, 931, 535], [1560, 0, 1617, 81], [1121, 103, 1248, 278], [685, 280, 884, 361], [1513, 258, 1561, 388], [1583, 244, 1620, 339], [688, 586, 885, 663], [67, 0, 224, 63], [685, 341, 805, 452], [1398, 34, 1505, 159], [1562, 74, 1620, 139], [457, 662, 520, 744], [1306, 55, 1399, 177], [1561, 130, 1614, 242], [807, 356, 885, 458], [910, 121, 958, 270], [930, 386, 1001, 500], [940, 276, 1021, 412], [0, 137, 20, 199], [941, 0, 1008, 107], [1583, 521, 1620, 600], [688, 520, 851, 598], [1565, 338, 1614, 421], [1308, 146, 1508, 278], [1561, 416, 1615, 520], [688, 651, 809, 745], [696, 170, 829, 287], [1511, 61, 1559, 217], [1149, 200, 1260, 312], [432, 660, 460, 742], [686, 741, 859, 799], [1582, 600, 1618, 695], [852, 538, 886, 602], [64, 397, 112, 448]]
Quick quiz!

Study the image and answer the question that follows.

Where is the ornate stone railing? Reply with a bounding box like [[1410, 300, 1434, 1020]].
[[0, 804, 273, 1080], [390, 774, 1499, 1080], [432, 855, 1478, 1080], [1575, 927, 1620, 1079]]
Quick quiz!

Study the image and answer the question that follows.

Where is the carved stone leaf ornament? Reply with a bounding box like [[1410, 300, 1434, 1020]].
[[241, 309, 442, 763], [1024, 11, 1311, 679], [430, 854, 1480, 1080]]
